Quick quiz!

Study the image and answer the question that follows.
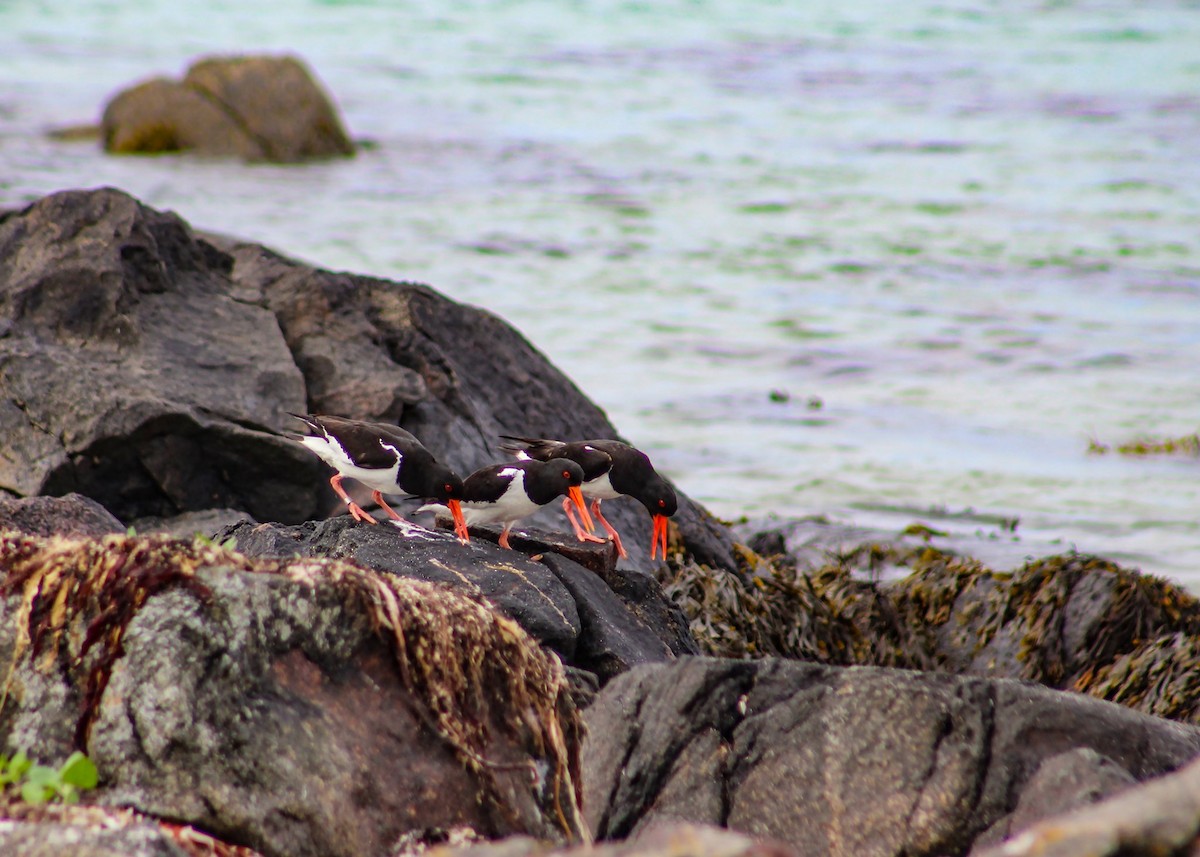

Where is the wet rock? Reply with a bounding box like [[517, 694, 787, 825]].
[[973, 754, 1200, 857], [102, 55, 354, 162], [582, 657, 1200, 853], [0, 531, 586, 857], [0, 494, 123, 538], [217, 517, 693, 679], [0, 188, 325, 524]]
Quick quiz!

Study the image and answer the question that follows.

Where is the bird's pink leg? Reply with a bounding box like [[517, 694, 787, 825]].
[[563, 497, 605, 543], [372, 491, 406, 523], [330, 475, 376, 524], [592, 500, 627, 558], [498, 525, 513, 549]]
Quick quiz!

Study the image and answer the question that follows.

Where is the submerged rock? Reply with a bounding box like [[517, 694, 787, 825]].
[[0, 530, 586, 857], [582, 657, 1200, 853], [102, 55, 354, 162]]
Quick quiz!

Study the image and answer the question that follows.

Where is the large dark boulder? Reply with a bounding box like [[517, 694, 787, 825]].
[[0, 188, 324, 525], [0, 530, 587, 857], [582, 657, 1200, 855], [102, 55, 354, 162], [0, 187, 736, 575]]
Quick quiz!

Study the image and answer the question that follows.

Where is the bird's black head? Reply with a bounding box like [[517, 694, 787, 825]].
[[524, 458, 586, 506], [424, 463, 465, 503], [638, 476, 678, 518], [545, 458, 585, 489]]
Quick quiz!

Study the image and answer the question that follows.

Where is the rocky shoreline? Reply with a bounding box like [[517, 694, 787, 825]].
[[2, 188, 1200, 856]]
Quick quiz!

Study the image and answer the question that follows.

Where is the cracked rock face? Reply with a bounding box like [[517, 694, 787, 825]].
[[582, 658, 1200, 856], [0, 187, 734, 575]]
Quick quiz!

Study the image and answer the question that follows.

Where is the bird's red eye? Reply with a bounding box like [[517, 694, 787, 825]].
[[563, 470, 570, 479], [658, 499, 665, 508], [444, 483, 452, 493]]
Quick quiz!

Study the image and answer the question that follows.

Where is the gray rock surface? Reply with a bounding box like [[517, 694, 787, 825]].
[[0, 188, 324, 524], [972, 753, 1200, 857], [102, 55, 354, 162], [0, 816, 190, 857], [0, 493, 124, 538], [582, 657, 1200, 856], [0, 533, 586, 857]]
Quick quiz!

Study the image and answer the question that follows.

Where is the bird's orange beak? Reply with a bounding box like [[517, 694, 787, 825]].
[[448, 499, 469, 543], [568, 486, 589, 525], [651, 513, 670, 561]]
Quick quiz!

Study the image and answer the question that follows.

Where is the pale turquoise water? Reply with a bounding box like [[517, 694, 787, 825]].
[[2, 1, 1199, 582]]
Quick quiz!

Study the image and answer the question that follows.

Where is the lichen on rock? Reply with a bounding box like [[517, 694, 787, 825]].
[[0, 530, 586, 856]]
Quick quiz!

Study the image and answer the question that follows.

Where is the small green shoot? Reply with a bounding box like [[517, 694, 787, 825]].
[[1, 750, 98, 805]]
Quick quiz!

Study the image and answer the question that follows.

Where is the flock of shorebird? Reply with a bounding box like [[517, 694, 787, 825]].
[[290, 414, 677, 560]]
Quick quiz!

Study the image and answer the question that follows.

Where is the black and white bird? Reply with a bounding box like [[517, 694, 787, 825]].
[[499, 436, 678, 560], [290, 413, 469, 541], [419, 458, 587, 549]]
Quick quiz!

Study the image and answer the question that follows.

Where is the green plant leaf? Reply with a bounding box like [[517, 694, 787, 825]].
[[24, 765, 59, 788], [59, 752, 98, 789], [20, 781, 51, 804], [10, 750, 31, 778]]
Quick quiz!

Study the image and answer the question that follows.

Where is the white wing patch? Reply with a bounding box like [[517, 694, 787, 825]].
[[498, 466, 523, 477]]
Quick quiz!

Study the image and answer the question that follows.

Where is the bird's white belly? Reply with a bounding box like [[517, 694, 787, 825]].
[[299, 436, 402, 494], [583, 472, 621, 501], [463, 473, 540, 525]]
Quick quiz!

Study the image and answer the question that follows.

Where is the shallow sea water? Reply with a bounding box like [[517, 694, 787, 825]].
[[2, 1, 1198, 583]]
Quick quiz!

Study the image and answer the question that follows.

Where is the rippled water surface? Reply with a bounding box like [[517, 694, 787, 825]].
[[2, 1, 1198, 583]]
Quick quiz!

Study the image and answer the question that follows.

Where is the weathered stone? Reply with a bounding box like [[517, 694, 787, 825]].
[[0, 188, 324, 525], [539, 553, 676, 683], [583, 657, 1200, 855], [972, 754, 1200, 857], [102, 55, 354, 162], [0, 494, 123, 538], [0, 532, 586, 857]]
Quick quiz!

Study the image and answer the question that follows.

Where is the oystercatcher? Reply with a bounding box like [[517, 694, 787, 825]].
[[419, 458, 588, 549], [290, 414, 469, 541], [498, 436, 677, 560]]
